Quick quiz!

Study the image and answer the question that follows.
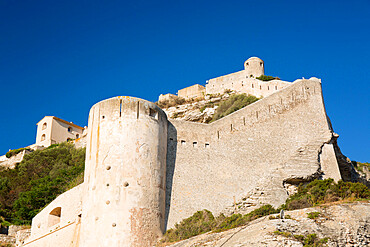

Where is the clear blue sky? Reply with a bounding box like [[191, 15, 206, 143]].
[[1, 0, 369, 162]]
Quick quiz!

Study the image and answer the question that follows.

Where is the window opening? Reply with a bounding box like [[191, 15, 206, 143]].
[[149, 108, 158, 119], [41, 134, 46, 141], [68, 127, 72, 132], [48, 207, 61, 227], [42, 122, 47, 130]]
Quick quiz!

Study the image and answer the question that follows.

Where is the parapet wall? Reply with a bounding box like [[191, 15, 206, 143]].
[[23, 184, 83, 247], [206, 71, 291, 97], [166, 78, 339, 228]]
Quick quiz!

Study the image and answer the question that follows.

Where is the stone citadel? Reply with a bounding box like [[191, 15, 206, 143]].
[[18, 57, 356, 246]]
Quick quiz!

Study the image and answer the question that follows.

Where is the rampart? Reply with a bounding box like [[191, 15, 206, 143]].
[[22, 78, 346, 246], [165, 78, 341, 227]]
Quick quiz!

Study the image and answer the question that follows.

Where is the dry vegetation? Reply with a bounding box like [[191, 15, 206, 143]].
[[159, 179, 370, 244]]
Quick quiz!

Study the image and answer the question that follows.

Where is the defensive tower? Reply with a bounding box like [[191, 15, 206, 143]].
[[244, 56, 264, 78], [79, 96, 168, 247]]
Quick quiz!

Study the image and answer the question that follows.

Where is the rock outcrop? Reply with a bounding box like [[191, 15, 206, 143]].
[[165, 201, 370, 247]]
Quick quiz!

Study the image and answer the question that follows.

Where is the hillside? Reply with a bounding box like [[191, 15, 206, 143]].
[[158, 179, 370, 246], [162, 201, 370, 247], [157, 91, 259, 123], [0, 143, 85, 225]]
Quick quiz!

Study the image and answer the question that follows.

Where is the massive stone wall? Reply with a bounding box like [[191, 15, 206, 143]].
[[21, 78, 345, 246], [206, 73, 291, 97], [165, 78, 341, 228]]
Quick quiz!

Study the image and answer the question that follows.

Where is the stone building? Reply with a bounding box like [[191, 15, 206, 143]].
[[159, 57, 291, 102], [35, 116, 85, 147], [177, 84, 205, 99], [21, 76, 355, 247], [205, 57, 291, 97]]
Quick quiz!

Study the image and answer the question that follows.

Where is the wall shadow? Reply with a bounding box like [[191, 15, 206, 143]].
[[164, 121, 177, 231]]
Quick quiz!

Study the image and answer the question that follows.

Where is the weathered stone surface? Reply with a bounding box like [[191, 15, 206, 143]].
[[165, 202, 370, 247]]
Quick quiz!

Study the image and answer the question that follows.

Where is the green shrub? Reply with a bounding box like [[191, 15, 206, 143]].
[[307, 212, 321, 219], [352, 161, 370, 172], [211, 94, 259, 122], [274, 232, 328, 246], [0, 142, 85, 224], [162, 210, 216, 243], [256, 75, 280, 81], [283, 179, 370, 210], [162, 204, 278, 243], [5, 148, 31, 158], [274, 230, 292, 237]]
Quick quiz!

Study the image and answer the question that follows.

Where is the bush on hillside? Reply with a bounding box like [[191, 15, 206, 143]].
[[211, 93, 259, 122], [5, 148, 31, 158], [282, 179, 370, 210], [162, 204, 278, 243], [0, 142, 85, 224], [161, 179, 370, 243], [352, 161, 370, 172], [256, 75, 280, 81]]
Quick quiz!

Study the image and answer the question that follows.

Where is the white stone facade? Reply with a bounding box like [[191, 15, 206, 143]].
[[35, 116, 85, 147]]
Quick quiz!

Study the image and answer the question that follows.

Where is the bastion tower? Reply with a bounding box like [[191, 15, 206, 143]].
[[79, 96, 168, 247], [244, 56, 264, 78]]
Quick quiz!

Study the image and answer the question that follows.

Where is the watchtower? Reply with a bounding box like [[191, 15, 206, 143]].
[[79, 96, 168, 247], [244, 57, 264, 78]]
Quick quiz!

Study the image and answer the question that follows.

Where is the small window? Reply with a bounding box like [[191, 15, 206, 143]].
[[181, 140, 186, 146], [41, 134, 46, 141], [267, 86, 270, 90], [252, 84, 254, 88], [48, 207, 61, 227], [246, 62, 249, 66], [205, 143, 210, 148], [149, 108, 158, 119], [250, 75, 253, 78], [76, 134, 80, 139], [193, 142, 198, 148], [260, 85, 262, 90], [42, 122, 47, 130], [260, 62, 263, 66], [275, 86, 278, 90], [68, 127, 72, 132]]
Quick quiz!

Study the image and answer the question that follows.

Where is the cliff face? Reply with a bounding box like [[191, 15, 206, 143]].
[[165, 202, 370, 247]]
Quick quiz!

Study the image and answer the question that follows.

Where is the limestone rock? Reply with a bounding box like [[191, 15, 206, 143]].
[[164, 202, 370, 247]]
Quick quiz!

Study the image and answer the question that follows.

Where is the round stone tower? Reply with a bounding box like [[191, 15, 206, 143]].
[[244, 57, 264, 78], [79, 96, 168, 247]]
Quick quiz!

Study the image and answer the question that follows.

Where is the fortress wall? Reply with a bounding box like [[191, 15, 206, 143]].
[[166, 79, 336, 228], [206, 70, 291, 97], [23, 184, 83, 247]]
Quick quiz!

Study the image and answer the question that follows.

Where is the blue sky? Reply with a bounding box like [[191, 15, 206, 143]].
[[0, 0, 369, 162]]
